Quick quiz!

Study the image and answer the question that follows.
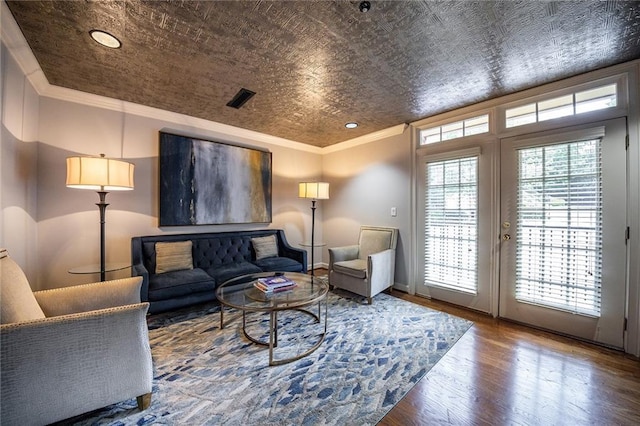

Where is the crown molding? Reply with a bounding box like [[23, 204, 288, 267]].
[[40, 83, 323, 153], [322, 123, 409, 154]]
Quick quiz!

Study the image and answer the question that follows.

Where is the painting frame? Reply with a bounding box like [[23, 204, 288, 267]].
[[159, 131, 272, 226]]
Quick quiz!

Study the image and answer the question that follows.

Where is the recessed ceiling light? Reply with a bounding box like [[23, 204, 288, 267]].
[[89, 30, 121, 49], [359, 1, 371, 13], [345, 122, 358, 129]]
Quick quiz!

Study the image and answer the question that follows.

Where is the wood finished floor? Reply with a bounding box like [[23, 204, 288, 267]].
[[379, 292, 640, 425]]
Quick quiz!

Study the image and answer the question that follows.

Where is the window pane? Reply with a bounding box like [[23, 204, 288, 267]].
[[442, 121, 464, 141], [464, 114, 489, 136], [421, 127, 441, 145], [505, 83, 618, 128], [515, 139, 602, 316], [425, 156, 478, 294], [420, 115, 489, 145], [506, 103, 536, 128], [538, 94, 574, 122], [575, 84, 617, 114]]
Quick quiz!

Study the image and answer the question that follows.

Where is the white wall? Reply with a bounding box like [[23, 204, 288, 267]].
[[1, 41, 40, 284], [322, 130, 413, 289]]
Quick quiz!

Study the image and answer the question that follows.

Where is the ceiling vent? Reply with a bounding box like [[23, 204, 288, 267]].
[[226, 88, 256, 109]]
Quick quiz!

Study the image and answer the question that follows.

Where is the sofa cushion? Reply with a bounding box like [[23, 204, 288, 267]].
[[251, 235, 278, 260], [205, 261, 262, 284], [192, 237, 254, 268], [0, 249, 46, 324], [252, 256, 303, 272], [155, 241, 193, 274], [333, 259, 368, 279], [147, 268, 214, 301]]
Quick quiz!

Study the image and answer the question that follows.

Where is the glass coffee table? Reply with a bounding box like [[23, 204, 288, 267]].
[[216, 272, 328, 366]]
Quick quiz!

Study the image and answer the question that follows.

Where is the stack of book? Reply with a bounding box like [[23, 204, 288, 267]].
[[254, 275, 297, 294]]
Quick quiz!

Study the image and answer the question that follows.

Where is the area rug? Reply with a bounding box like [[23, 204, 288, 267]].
[[69, 291, 472, 425]]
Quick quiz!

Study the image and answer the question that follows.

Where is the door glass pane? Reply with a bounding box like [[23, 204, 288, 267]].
[[425, 157, 478, 293], [516, 139, 602, 316]]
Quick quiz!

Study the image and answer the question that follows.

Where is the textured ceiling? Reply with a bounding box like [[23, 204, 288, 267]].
[[6, 1, 640, 147]]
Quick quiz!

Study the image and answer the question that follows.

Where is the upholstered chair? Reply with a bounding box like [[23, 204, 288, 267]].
[[328, 226, 399, 304], [0, 249, 153, 426]]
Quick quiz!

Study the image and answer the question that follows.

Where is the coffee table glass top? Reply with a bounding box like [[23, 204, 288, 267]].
[[216, 272, 328, 312]]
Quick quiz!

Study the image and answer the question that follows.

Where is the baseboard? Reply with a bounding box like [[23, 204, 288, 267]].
[[392, 282, 410, 293], [312, 262, 329, 271]]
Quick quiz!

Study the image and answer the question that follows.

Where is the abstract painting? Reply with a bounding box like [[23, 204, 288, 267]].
[[159, 132, 272, 226]]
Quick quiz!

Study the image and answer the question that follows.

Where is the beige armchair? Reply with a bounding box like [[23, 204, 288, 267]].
[[328, 226, 399, 304], [0, 249, 153, 426]]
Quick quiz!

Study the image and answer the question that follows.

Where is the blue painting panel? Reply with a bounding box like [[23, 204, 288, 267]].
[[159, 132, 272, 226]]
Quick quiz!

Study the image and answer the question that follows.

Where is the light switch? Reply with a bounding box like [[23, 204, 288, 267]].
[[391, 207, 397, 217]]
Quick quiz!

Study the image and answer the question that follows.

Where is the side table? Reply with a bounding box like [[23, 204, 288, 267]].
[[68, 262, 131, 275]]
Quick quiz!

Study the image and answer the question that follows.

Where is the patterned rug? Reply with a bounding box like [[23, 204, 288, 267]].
[[69, 290, 472, 425]]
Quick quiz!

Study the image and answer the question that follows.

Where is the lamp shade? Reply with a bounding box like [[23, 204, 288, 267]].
[[66, 155, 134, 191], [298, 182, 329, 200]]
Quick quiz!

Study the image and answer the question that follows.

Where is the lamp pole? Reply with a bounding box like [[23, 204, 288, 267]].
[[96, 190, 109, 282], [298, 181, 329, 277], [310, 199, 316, 276]]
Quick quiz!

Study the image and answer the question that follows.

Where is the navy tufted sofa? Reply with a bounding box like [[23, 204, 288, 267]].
[[131, 229, 307, 313]]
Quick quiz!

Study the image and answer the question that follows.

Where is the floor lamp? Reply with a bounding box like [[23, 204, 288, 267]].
[[66, 154, 135, 281], [298, 182, 329, 276]]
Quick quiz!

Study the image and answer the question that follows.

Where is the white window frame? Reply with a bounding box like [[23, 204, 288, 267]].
[[414, 109, 496, 151], [497, 74, 628, 136], [419, 114, 490, 145]]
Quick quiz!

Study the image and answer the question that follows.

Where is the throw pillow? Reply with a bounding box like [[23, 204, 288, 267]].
[[0, 249, 46, 324], [252, 235, 278, 260], [155, 241, 194, 274]]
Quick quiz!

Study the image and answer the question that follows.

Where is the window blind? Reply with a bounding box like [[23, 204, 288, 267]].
[[424, 157, 478, 293], [516, 139, 602, 316]]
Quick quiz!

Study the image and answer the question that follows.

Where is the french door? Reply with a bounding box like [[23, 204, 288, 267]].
[[416, 144, 495, 313], [418, 118, 628, 347], [499, 119, 627, 348]]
